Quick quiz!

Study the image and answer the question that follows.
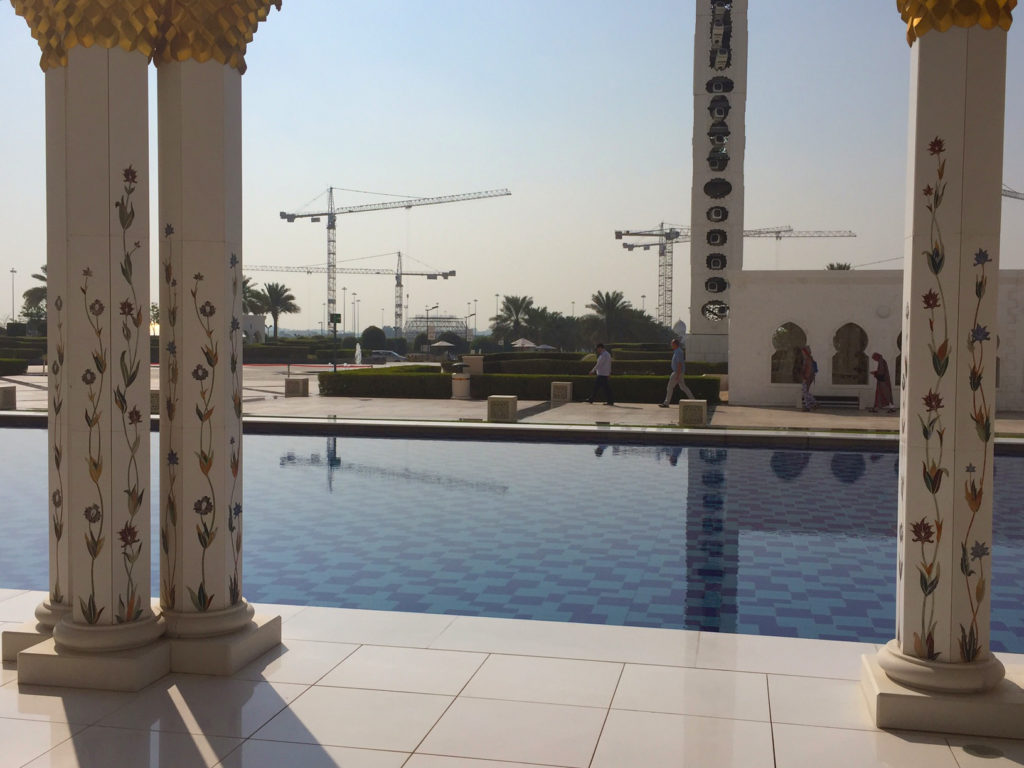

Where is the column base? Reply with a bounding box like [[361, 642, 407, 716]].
[[876, 639, 1004, 692], [169, 613, 281, 676], [17, 637, 170, 692], [861, 647, 1023, 739], [162, 599, 255, 639], [53, 611, 165, 653], [2, 622, 51, 662], [35, 599, 71, 630]]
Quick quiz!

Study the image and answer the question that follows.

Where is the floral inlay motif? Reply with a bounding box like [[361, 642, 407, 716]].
[[161, 223, 180, 610], [228, 252, 243, 605], [113, 166, 146, 624], [80, 266, 106, 625], [50, 293, 65, 605], [912, 136, 950, 661], [189, 271, 219, 611]]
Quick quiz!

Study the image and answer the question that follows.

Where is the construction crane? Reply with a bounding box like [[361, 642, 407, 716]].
[[279, 187, 510, 328], [1005, 184, 1024, 201], [247, 251, 453, 332], [615, 224, 856, 326]]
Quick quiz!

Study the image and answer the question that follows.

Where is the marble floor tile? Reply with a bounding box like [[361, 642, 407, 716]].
[[233, 639, 359, 685], [418, 697, 606, 768], [21, 725, 239, 768], [0, 682, 134, 726], [217, 740, 408, 768], [945, 735, 1024, 766], [768, 674, 875, 730], [591, 709, 775, 768], [318, 645, 485, 695], [97, 675, 305, 739], [772, 723, 960, 768], [0, 717, 79, 768], [460, 654, 622, 707], [0, 591, 47, 623], [612, 664, 769, 721], [282, 606, 455, 647], [696, 631, 876, 680], [405, 757, 562, 768], [432, 615, 697, 666], [252, 686, 451, 752]]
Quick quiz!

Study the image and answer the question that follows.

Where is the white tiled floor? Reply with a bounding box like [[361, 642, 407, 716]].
[[0, 590, 1022, 767]]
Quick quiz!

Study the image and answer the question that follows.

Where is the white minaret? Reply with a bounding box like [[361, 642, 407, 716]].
[[687, 0, 747, 363]]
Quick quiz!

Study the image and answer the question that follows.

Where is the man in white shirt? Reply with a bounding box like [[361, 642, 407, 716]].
[[586, 343, 614, 405], [660, 337, 695, 407]]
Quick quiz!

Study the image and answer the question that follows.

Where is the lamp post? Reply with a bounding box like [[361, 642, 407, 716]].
[[425, 303, 438, 341], [380, 307, 385, 334], [341, 286, 347, 335], [464, 313, 475, 341], [356, 299, 360, 336], [571, 300, 575, 317], [474, 298, 478, 336], [9, 268, 15, 321], [351, 292, 357, 338], [322, 302, 326, 332], [641, 294, 646, 312], [494, 293, 499, 319]]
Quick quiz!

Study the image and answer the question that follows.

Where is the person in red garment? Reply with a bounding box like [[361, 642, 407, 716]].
[[869, 352, 896, 412]]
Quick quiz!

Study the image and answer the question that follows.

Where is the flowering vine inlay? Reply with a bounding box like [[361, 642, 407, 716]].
[[161, 223, 180, 610]]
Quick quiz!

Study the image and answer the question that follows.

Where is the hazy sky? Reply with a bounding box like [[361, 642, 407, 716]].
[[0, 1, 1021, 333]]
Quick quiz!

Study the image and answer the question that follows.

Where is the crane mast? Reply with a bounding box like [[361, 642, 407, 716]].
[[280, 187, 510, 331]]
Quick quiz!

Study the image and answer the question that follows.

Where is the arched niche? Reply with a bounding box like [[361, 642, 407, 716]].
[[832, 322, 868, 385], [771, 322, 806, 384]]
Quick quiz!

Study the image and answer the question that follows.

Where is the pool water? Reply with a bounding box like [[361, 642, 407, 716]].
[[1, 431, 1022, 652]]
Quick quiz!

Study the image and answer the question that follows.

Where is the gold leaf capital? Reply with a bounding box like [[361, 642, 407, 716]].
[[897, 0, 1016, 46], [10, 1, 282, 73]]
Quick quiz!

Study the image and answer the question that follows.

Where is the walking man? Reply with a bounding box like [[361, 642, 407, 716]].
[[587, 343, 614, 405], [660, 337, 695, 407]]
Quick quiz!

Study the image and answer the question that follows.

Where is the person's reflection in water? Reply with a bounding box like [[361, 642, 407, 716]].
[[594, 445, 607, 457], [669, 446, 683, 466]]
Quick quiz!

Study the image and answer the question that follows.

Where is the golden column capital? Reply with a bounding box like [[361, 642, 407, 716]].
[[151, 0, 282, 74], [898, 0, 1016, 45], [9, 0, 281, 73]]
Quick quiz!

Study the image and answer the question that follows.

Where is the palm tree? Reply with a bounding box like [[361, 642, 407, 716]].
[[491, 295, 534, 344], [21, 265, 46, 319], [586, 290, 632, 340], [261, 282, 300, 339], [242, 275, 266, 313], [826, 262, 852, 270]]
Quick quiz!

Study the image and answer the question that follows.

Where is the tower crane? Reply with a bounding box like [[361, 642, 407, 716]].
[[247, 251, 453, 332], [1004, 184, 1024, 201], [279, 187, 510, 328], [615, 224, 856, 326]]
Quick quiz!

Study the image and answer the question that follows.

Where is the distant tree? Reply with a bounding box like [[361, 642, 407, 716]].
[[341, 335, 358, 349], [361, 325, 386, 349], [260, 282, 300, 339], [21, 265, 46, 319], [586, 290, 632, 340], [413, 332, 429, 351], [826, 262, 852, 270], [242, 275, 266, 313], [149, 302, 159, 325], [491, 295, 535, 345], [387, 336, 409, 355], [437, 330, 468, 355]]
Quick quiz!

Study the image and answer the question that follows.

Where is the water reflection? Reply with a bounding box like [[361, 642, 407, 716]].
[[769, 451, 811, 482]]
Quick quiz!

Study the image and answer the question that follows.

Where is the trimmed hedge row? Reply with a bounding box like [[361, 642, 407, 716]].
[[0, 359, 29, 375], [483, 351, 582, 363], [318, 366, 451, 398], [470, 374, 720, 404], [484, 358, 727, 377]]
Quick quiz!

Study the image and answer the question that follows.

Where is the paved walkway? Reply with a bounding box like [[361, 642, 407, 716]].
[[6, 363, 1024, 436]]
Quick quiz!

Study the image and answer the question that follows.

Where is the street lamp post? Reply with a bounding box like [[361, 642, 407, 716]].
[[641, 294, 646, 312], [425, 303, 438, 342], [494, 293, 499, 319], [464, 313, 475, 341], [9, 268, 16, 322], [380, 307, 385, 334], [473, 298, 478, 336], [356, 299, 360, 336], [341, 286, 346, 335], [571, 300, 575, 317]]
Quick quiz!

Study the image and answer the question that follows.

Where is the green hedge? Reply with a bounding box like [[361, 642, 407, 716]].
[[0, 358, 29, 375], [470, 373, 720, 404], [484, 358, 726, 377], [483, 351, 582, 363], [242, 345, 313, 363], [318, 366, 451, 398], [314, 349, 356, 363]]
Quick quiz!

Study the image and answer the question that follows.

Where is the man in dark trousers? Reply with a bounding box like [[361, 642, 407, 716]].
[[586, 343, 614, 405], [660, 337, 695, 407]]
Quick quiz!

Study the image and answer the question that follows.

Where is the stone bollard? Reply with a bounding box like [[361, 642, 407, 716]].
[[678, 399, 708, 427], [550, 381, 572, 403], [0, 386, 15, 410], [487, 395, 518, 423], [285, 378, 309, 397]]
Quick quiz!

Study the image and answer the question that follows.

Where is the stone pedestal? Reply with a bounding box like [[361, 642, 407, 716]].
[[0, 386, 15, 409], [863, 23, 1009, 731], [678, 399, 708, 427], [285, 377, 309, 397], [550, 381, 572, 403], [487, 395, 518, 423]]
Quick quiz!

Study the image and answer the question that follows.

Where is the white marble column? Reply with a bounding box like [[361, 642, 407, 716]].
[[43, 46, 162, 654], [863, 24, 1020, 737], [158, 59, 253, 642]]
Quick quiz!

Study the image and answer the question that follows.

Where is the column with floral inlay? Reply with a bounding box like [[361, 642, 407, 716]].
[[865, 5, 1013, 722]]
